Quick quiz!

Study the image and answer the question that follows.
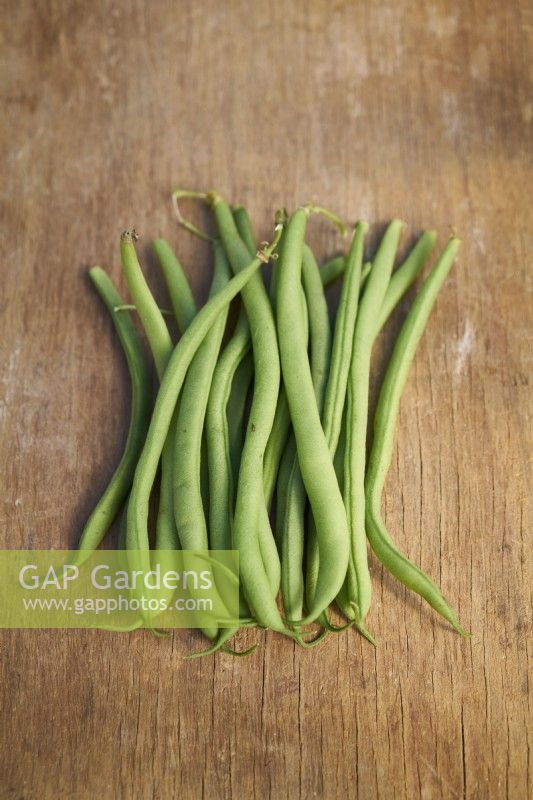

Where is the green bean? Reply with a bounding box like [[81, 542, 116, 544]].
[[322, 223, 369, 456], [205, 205, 279, 598], [277, 437, 303, 612], [126, 227, 283, 587], [279, 244, 332, 622], [120, 232, 173, 374], [335, 229, 437, 628], [153, 239, 240, 655], [77, 268, 151, 553], [273, 270, 311, 566], [365, 237, 468, 634], [319, 255, 345, 286], [304, 222, 368, 631], [232, 204, 257, 256], [208, 193, 285, 631], [152, 238, 197, 332], [171, 243, 232, 644], [120, 231, 178, 550], [303, 246, 332, 403], [263, 393, 291, 509], [227, 353, 253, 484], [343, 219, 404, 628], [263, 253, 370, 516], [206, 318, 255, 627], [277, 207, 350, 625], [173, 242, 231, 550], [375, 230, 437, 332], [228, 205, 257, 486], [206, 315, 251, 552]]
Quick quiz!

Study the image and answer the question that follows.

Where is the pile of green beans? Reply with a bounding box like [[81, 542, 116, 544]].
[[79, 191, 468, 655]]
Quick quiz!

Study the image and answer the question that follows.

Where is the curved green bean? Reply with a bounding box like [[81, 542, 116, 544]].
[[279, 244, 332, 623], [227, 353, 253, 486], [336, 229, 437, 628], [322, 223, 369, 456], [173, 242, 232, 644], [343, 219, 404, 628], [77, 268, 151, 553], [206, 315, 251, 552], [375, 230, 437, 332], [205, 206, 279, 597], [209, 194, 285, 631], [233, 204, 257, 257], [173, 242, 231, 550], [152, 238, 197, 333], [277, 207, 350, 625], [365, 237, 467, 634], [305, 222, 368, 632], [120, 231, 178, 550], [263, 252, 370, 515]]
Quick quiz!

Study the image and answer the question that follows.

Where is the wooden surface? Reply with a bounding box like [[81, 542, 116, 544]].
[[1, 1, 531, 798]]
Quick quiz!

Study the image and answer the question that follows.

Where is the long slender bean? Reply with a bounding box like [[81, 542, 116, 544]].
[[233, 204, 257, 256], [227, 353, 253, 487], [206, 315, 251, 552], [343, 220, 404, 629], [336, 229, 437, 627], [322, 223, 369, 455], [77, 268, 151, 553], [173, 242, 232, 644], [205, 206, 279, 597], [152, 238, 197, 332], [208, 194, 285, 631], [262, 237, 350, 510], [277, 207, 350, 625], [365, 237, 467, 634], [305, 222, 368, 631], [279, 244, 332, 622], [173, 242, 231, 550], [375, 231, 437, 332], [120, 231, 178, 550]]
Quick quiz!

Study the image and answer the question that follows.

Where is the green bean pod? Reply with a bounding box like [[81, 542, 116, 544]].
[[206, 206, 279, 599], [120, 231, 179, 550], [305, 223, 368, 627], [173, 243, 233, 642], [279, 245, 332, 622], [263, 246, 353, 509], [206, 314, 251, 552], [173, 242, 231, 550], [277, 208, 350, 625], [232, 204, 257, 256], [152, 238, 197, 332], [343, 219, 404, 627], [209, 194, 285, 631], [226, 352, 253, 488], [336, 229, 437, 628], [77, 268, 151, 553], [375, 230, 437, 332], [229, 205, 281, 592], [365, 237, 468, 635]]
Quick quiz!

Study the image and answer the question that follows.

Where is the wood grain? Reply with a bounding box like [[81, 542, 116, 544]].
[[0, 1, 531, 798]]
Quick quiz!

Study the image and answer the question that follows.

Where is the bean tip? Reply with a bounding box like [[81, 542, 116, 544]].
[[120, 228, 139, 244]]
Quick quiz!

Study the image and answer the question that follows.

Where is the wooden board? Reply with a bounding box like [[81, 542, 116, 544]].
[[0, 1, 531, 797]]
